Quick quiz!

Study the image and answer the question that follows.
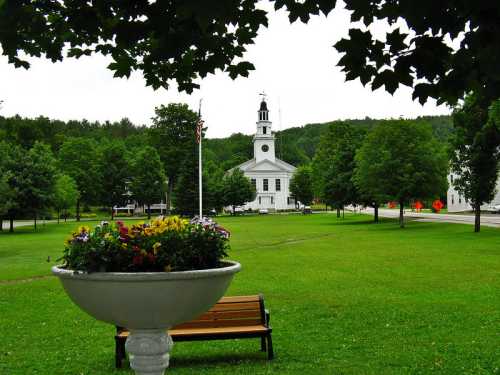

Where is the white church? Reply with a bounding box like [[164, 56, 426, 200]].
[[230, 98, 297, 211]]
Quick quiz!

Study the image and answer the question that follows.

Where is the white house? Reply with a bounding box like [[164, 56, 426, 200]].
[[230, 98, 297, 211], [447, 173, 500, 212]]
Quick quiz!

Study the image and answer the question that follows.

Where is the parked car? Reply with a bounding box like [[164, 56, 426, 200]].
[[489, 204, 500, 213], [302, 206, 312, 214], [259, 208, 269, 215]]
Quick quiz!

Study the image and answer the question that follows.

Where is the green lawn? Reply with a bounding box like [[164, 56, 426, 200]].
[[0, 214, 499, 374]]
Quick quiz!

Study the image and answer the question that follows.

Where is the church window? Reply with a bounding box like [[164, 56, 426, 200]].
[[287, 197, 290, 205], [263, 126, 267, 134], [451, 195, 454, 205], [263, 179, 268, 191], [251, 179, 256, 189], [450, 175, 454, 184], [262, 144, 269, 152], [271, 197, 274, 204], [259, 196, 261, 204], [459, 196, 462, 204], [276, 179, 281, 191]]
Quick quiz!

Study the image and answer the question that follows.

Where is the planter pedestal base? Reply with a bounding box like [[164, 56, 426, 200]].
[[125, 329, 173, 375]]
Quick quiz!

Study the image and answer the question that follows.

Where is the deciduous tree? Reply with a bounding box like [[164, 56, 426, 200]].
[[449, 96, 500, 232], [221, 169, 256, 215], [129, 147, 166, 219], [355, 121, 447, 228], [58, 138, 100, 221], [312, 122, 365, 217], [149, 104, 199, 214], [98, 141, 130, 220], [289, 165, 314, 207], [53, 174, 79, 224]]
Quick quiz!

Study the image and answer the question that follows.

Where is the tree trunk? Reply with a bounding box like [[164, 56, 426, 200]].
[[9, 217, 13, 233], [64, 209, 67, 222], [0, 218, 3, 231], [474, 204, 481, 233], [57, 209, 60, 224], [342, 208, 345, 219], [76, 199, 81, 222], [232, 205, 235, 216], [336, 207, 340, 218], [34, 213, 37, 230], [374, 204, 379, 223], [111, 207, 115, 221], [166, 179, 174, 215], [147, 204, 151, 220], [399, 200, 405, 228]]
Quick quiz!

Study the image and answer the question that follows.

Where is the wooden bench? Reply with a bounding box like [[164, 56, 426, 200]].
[[115, 294, 273, 368]]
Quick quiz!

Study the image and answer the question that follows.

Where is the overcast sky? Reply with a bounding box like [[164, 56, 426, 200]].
[[0, 2, 451, 139]]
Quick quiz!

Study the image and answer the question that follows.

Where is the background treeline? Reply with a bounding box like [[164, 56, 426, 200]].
[[1, 114, 452, 169]]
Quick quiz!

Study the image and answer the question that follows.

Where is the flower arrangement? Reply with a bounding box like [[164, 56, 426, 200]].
[[60, 216, 230, 273]]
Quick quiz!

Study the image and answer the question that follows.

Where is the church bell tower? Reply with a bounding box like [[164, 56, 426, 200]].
[[254, 97, 276, 163]]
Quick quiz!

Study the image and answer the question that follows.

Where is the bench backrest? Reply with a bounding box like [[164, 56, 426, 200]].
[[173, 295, 266, 330]]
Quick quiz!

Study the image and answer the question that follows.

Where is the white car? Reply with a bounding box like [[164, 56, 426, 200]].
[[489, 204, 500, 213], [259, 208, 269, 215]]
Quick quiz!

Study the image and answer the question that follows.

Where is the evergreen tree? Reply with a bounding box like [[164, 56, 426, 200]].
[[173, 150, 214, 217], [450, 95, 500, 232], [129, 147, 166, 219], [355, 121, 448, 228]]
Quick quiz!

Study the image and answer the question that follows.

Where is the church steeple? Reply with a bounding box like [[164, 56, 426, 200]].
[[254, 95, 275, 163], [258, 99, 269, 121]]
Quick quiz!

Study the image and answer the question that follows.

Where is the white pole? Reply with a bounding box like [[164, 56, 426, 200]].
[[199, 131, 202, 218], [198, 99, 203, 218]]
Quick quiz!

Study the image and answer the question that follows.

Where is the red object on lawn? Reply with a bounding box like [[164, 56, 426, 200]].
[[432, 199, 444, 213]]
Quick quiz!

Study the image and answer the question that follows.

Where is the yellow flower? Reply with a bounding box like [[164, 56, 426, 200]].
[[121, 243, 128, 250], [140, 249, 148, 256], [78, 226, 90, 233], [152, 242, 161, 255], [164, 265, 172, 272]]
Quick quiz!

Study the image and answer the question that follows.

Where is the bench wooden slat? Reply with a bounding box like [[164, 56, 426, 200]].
[[174, 318, 263, 329], [208, 302, 261, 312], [217, 295, 260, 303], [195, 309, 261, 320]]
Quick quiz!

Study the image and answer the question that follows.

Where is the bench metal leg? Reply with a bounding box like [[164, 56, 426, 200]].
[[266, 334, 274, 360], [115, 337, 125, 369], [260, 336, 267, 352]]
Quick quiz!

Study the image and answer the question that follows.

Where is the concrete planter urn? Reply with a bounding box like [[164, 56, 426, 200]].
[[52, 260, 241, 375]]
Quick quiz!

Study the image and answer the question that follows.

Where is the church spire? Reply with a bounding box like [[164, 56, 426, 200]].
[[258, 92, 269, 121]]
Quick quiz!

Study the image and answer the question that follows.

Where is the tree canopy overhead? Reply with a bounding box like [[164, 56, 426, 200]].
[[0, 0, 266, 93], [1, 2, 498, 104]]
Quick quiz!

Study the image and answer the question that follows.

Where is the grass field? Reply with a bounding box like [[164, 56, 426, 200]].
[[0, 214, 499, 374]]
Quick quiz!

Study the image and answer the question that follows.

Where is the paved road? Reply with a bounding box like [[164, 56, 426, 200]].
[[360, 208, 500, 228]]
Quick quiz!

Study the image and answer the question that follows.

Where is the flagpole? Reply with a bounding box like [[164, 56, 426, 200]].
[[198, 99, 203, 218]]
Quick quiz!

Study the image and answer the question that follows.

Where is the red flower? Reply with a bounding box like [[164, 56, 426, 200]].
[[133, 245, 140, 252], [147, 254, 156, 263], [132, 255, 143, 266], [116, 221, 124, 227]]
